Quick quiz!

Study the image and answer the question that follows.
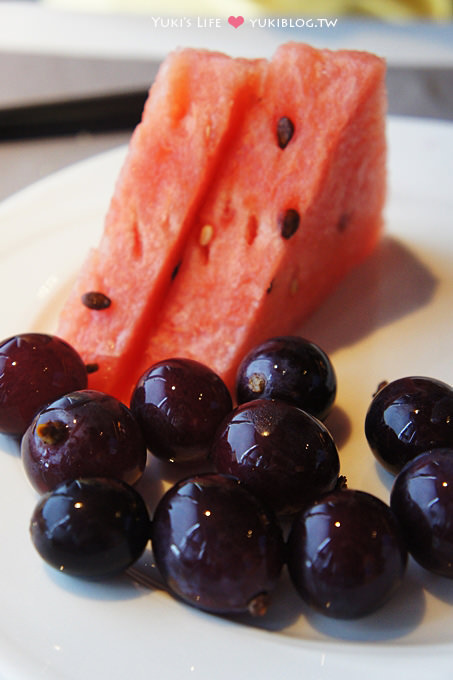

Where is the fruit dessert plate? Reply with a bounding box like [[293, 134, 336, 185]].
[[0, 115, 452, 680]]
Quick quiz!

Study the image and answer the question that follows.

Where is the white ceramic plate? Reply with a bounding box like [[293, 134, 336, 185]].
[[0, 115, 453, 680]]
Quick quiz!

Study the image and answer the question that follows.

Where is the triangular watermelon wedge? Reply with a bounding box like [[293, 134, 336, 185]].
[[57, 43, 386, 404], [57, 48, 264, 396]]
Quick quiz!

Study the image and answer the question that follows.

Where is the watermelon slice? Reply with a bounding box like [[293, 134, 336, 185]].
[[57, 43, 386, 404], [57, 48, 264, 395]]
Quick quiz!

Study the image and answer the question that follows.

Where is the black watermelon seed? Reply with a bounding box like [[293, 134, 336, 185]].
[[276, 117, 294, 149], [337, 213, 350, 232], [171, 260, 182, 281], [81, 291, 111, 310], [85, 363, 99, 374], [279, 209, 300, 239]]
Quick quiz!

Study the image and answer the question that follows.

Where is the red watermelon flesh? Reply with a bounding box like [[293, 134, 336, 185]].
[[57, 48, 264, 395], [57, 43, 386, 404], [125, 43, 387, 397]]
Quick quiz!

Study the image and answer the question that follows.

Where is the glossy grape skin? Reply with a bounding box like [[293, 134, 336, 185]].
[[151, 473, 285, 616], [130, 358, 233, 464], [21, 390, 147, 493], [390, 448, 453, 577], [211, 399, 340, 516], [30, 478, 151, 578], [365, 376, 453, 474], [235, 336, 336, 420], [287, 489, 408, 619], [0, 333, 87, 437]]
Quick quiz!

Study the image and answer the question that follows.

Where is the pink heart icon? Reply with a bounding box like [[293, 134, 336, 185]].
[[228, 15, 244, 28]]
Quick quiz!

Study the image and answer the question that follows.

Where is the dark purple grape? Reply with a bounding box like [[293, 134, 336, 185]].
[[365, 376, 453, 474], [287, 489, 407, 618], [235, 336, 336, 420], [151, 473, 284, 616], [390, 448, 453, 577], [0, 333, 87, 437], [211, 398, 340, 516], [21, 390, 146, 493], [30, 477, 151, 578], [130, 358, 232, 464]]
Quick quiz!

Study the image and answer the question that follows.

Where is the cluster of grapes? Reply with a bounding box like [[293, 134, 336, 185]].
[[0, 333, 452, 621]]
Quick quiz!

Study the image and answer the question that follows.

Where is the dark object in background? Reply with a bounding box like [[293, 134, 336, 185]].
[[0, 89, 149, 139]]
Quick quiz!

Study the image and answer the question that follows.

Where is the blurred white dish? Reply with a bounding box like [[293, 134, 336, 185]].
[[1, 3, 453, 65]]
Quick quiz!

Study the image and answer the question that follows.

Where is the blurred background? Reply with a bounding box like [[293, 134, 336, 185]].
[[0, 0, 452, 200], [38, 0, 453, 18]]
